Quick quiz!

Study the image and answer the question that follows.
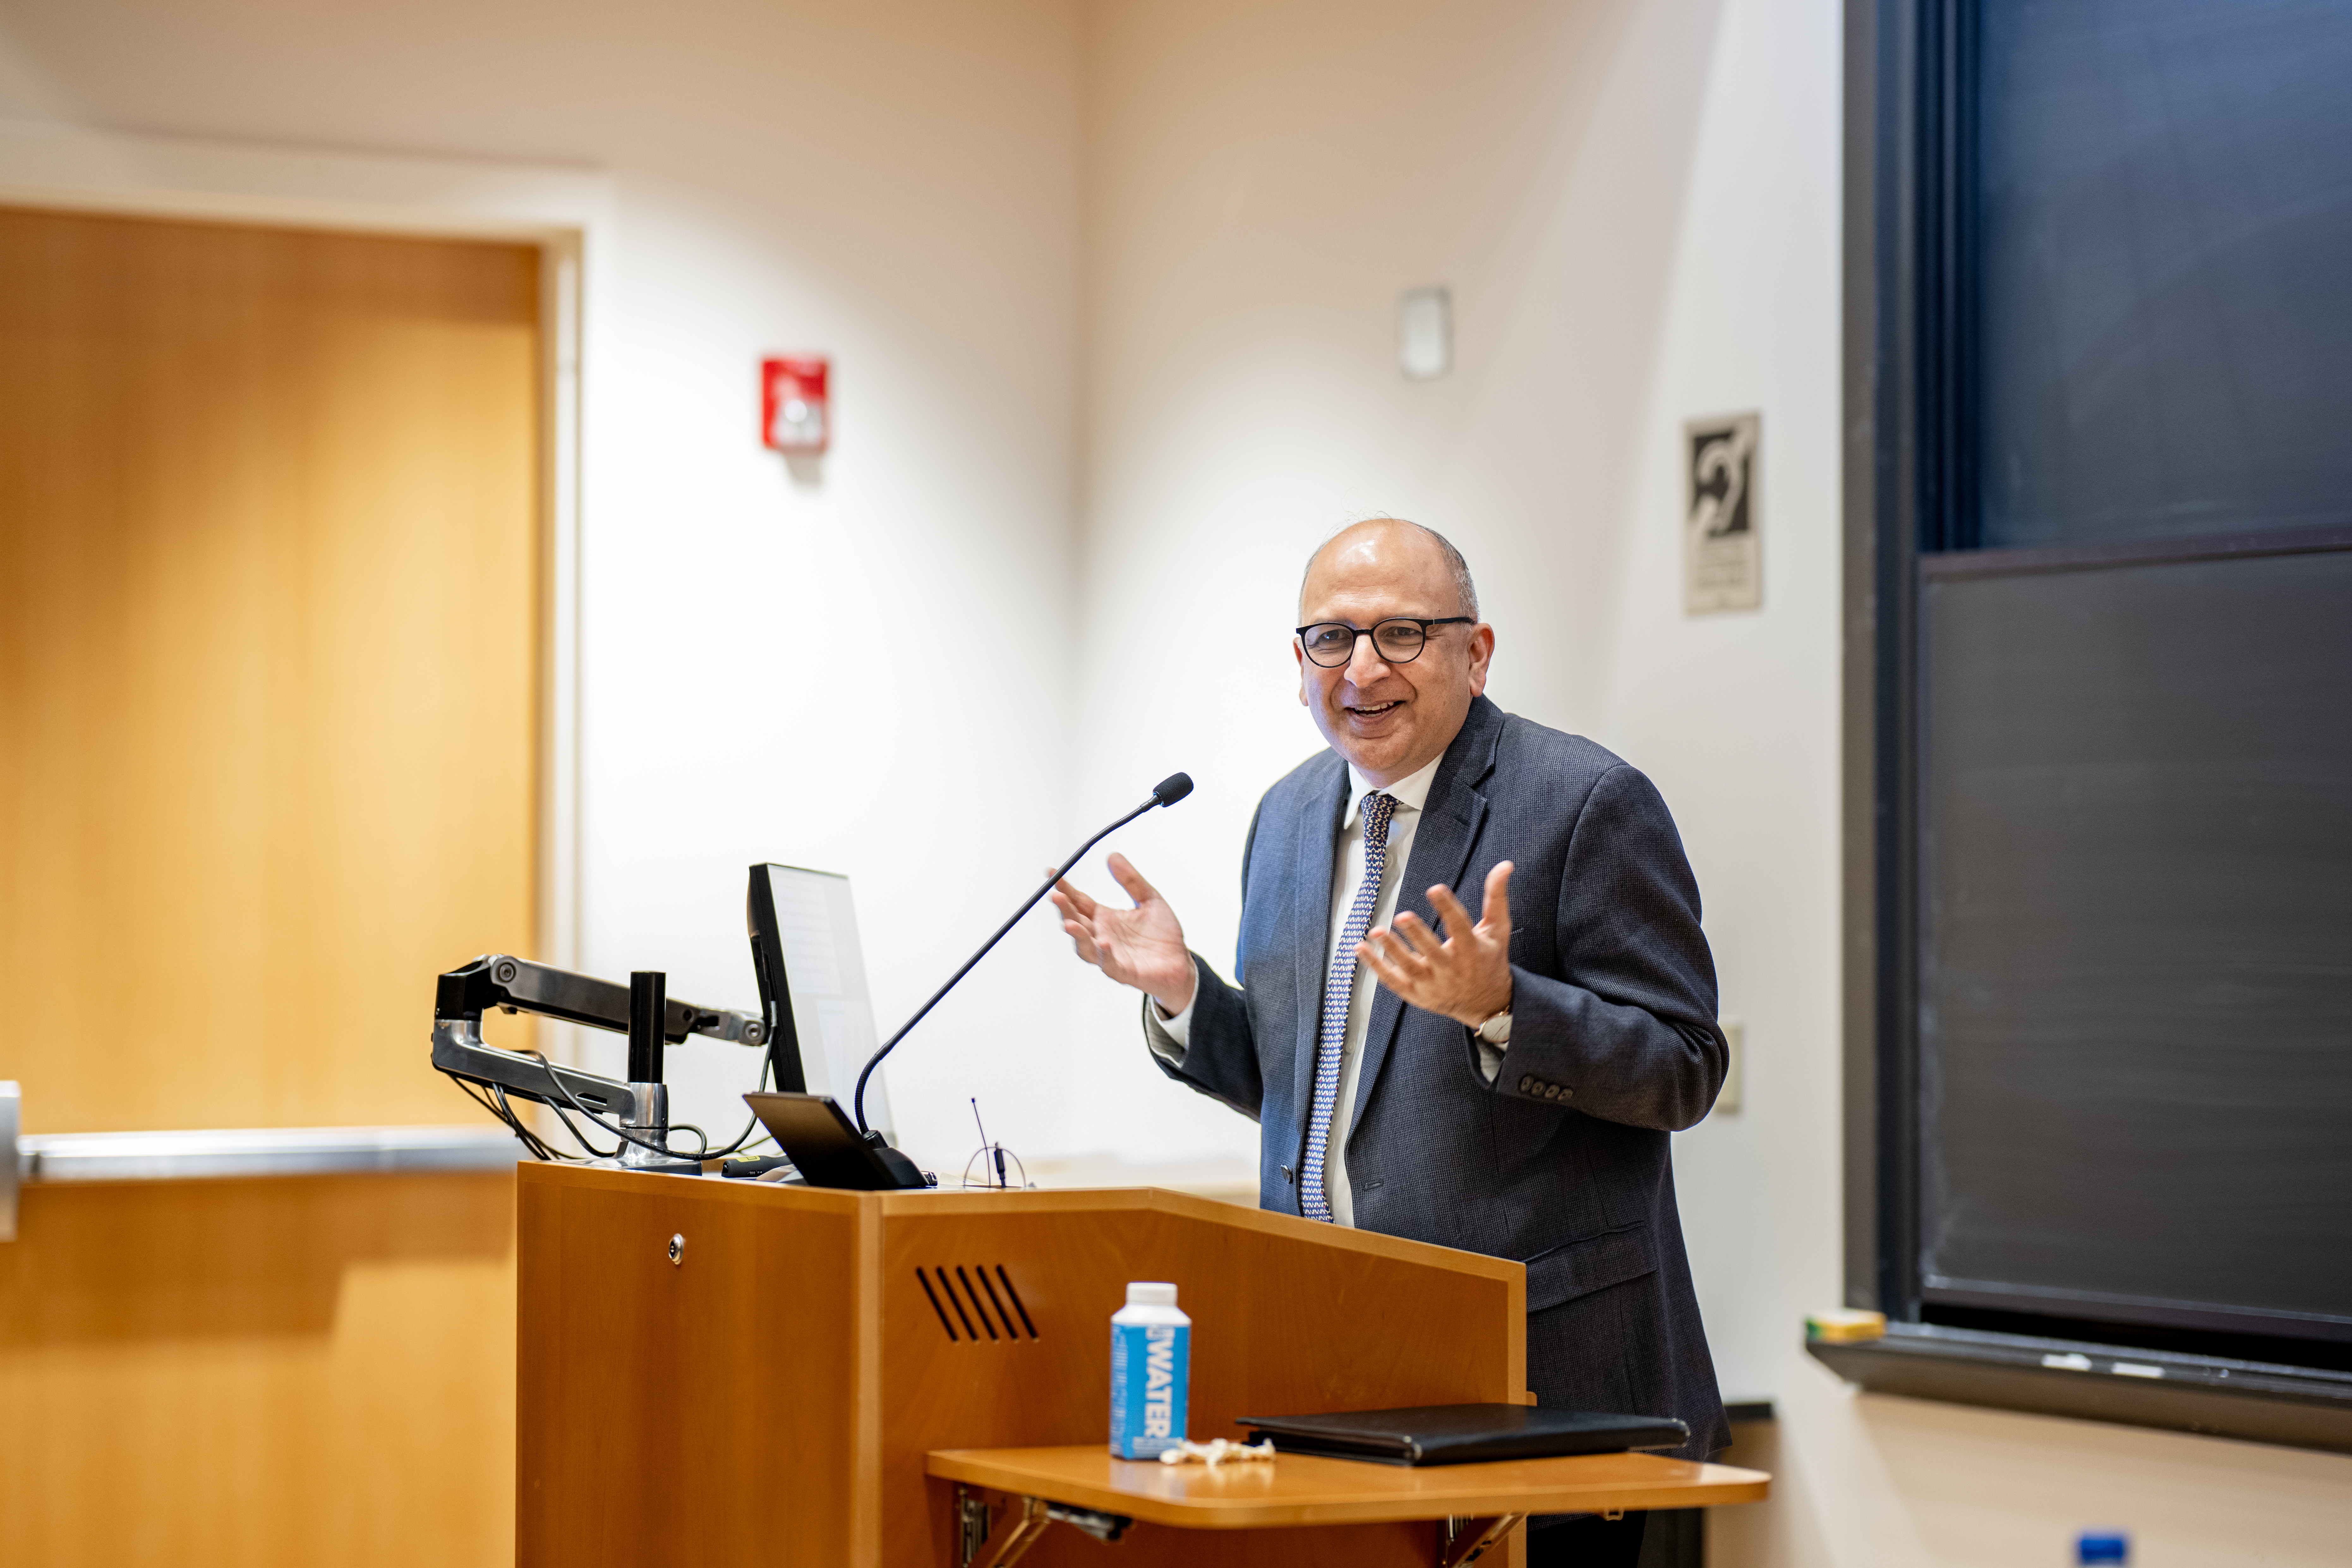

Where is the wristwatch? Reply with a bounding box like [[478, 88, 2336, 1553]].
[[1473, 1008, 1513, 1046]]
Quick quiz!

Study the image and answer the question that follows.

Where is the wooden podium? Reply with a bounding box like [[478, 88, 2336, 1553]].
[[516, 1164, 1763, 1567]]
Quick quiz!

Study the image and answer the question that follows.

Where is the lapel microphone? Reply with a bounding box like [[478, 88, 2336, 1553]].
[[851, 773, 1194, 1134]]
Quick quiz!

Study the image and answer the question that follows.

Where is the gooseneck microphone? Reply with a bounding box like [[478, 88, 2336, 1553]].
[[850, 772, 1194, 1133]]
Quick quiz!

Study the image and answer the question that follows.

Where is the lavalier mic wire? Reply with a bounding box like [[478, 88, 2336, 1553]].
[[850, 772, 1194, 1134]]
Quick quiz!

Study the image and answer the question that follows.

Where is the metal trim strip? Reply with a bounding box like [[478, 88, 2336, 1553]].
[[17, 1125, 519, 1184]]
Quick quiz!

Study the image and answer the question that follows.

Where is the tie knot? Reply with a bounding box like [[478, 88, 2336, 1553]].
[[1362, 790, 1397, 846]]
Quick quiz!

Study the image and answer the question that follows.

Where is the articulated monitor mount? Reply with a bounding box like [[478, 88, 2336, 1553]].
[[429, 866, 932, 1186], [431, 954, 766, 1171]]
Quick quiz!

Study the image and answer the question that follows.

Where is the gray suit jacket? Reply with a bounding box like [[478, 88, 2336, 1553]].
[[1154, 695, 1730, 1458]]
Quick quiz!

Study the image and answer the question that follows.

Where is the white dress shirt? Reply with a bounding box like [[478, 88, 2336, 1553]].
[[1147, 751, 1504, 1227]]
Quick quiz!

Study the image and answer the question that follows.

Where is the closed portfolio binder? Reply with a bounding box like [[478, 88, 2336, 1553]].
[[1238, 1403, 1689, 1466]]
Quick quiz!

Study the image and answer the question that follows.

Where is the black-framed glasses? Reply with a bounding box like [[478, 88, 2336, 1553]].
[[1294, 616, 1475, 667]]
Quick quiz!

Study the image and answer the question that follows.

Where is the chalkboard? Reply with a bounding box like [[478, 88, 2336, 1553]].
[[1919, 545, 2352, 1343], [1976, 0, 2352, 551]]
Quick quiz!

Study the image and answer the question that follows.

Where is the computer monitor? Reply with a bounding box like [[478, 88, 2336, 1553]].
[[744, 864, 895, 1139], [746, 865, 808, 1093]]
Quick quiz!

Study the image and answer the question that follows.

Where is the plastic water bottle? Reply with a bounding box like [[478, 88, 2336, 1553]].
[[1109, 1282, 1190, 1459], [2078, 1530, 2128, 1565]]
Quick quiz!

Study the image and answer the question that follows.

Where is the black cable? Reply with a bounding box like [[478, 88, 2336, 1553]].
[[447, 1021, 782, 1165], [456, 1078, 554, 1161], [495, 1093, 562, 1162], [493, 1082, 583, 1163], [541, 1095, 620, 1159], [459, 1076, 572, 1164], [695, 1053, 777, 1161], [516, 1048, 702, 1164]]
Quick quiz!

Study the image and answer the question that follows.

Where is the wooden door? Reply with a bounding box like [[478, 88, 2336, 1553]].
[[0, 207, 541, 1567], [0, 206, 540, 1130]]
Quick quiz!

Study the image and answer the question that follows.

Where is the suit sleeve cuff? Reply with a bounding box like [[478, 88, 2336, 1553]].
[[1143, 992, 1194, 1063]]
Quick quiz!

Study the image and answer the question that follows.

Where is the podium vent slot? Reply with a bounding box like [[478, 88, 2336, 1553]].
[[915, 1266, 1039, 1343], [917, 1267, 962, 1340], [955, 1267, 1003, 1339], [980, 1265, 1036, 1339]]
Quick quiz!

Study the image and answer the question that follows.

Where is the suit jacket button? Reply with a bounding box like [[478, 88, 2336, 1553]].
[[1545, 1085, 1562, 1101], [1559, 1087, 1574, 1101], [1518, 1075, 1535, 1093]]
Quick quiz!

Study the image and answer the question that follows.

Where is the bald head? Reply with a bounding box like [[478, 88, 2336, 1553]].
[[1299, 518, 1479, 623], [1292, 516, 1494, 786]]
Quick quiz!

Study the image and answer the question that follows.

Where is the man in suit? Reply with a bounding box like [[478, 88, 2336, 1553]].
[[1051, 518, 1728, 1565]]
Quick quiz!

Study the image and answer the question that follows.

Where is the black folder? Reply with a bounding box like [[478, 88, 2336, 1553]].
[[1238, 1403, 1689, 1466]]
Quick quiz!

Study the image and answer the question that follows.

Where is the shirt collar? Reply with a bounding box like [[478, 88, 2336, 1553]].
[[1342, 751, 1444, 827]]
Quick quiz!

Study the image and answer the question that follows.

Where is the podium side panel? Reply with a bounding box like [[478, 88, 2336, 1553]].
[[517, 1167, 865, 1566], [880, 1192, 1522, 1567]]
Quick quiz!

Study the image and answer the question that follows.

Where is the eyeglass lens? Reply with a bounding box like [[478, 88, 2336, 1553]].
[[1300, 620, 1430, 666]]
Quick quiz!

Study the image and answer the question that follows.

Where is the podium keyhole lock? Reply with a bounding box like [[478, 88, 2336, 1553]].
[[668, 1233, 685, 1266]]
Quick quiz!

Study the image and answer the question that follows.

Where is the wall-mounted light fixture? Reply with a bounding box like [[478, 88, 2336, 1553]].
[[1399, 287, 1451, 380]]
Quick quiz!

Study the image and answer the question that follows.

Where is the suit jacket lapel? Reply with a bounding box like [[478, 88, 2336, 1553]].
[[1346, 697, 1503, 1143], [1288, 754, 1349, 1136]]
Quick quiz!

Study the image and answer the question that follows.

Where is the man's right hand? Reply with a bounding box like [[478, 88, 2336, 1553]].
[[1049, 852, 1197, 1016]]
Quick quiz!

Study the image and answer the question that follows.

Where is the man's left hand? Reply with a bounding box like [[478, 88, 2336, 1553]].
[[1357, 860, 1515, 1028]]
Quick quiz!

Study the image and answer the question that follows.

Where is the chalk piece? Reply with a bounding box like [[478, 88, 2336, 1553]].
[[1805, 1309, 1887, 1344]]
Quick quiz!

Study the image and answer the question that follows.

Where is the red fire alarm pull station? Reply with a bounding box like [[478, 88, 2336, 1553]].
[[761, 355, 829, 455]]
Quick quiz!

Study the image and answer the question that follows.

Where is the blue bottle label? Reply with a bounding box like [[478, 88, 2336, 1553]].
[[1108, 1321, 1189, 1458]]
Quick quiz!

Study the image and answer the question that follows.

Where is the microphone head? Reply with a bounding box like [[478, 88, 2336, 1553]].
[[1151, 772, 1195, 808]]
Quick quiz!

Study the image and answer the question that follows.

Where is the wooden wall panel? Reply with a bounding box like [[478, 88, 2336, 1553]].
[[0, 205, 542, 1132], [0, 207, 541, 1567], [0, 1173, 516, 1567]]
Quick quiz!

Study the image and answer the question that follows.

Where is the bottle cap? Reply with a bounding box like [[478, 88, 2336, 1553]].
[[1126, 1282, 1178, 1307], [2077, 1531, 2128, 1565]]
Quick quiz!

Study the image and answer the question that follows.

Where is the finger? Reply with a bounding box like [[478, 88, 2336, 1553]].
[[1049, 887, 1098, 931], [1480, 861, 1515, 933], [1356, 939, 1414, 996], [1425, 884, 1475, 941], [1061, 918, 1102, 965], [1388, 911, 1442, 958], [1105, 851, 1163, 907], [1053, 877, 1102, 921], [1364, 928, 1433, 980]]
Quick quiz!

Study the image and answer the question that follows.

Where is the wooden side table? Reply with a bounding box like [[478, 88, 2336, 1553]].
[[928, 1444, 1770, 1567]]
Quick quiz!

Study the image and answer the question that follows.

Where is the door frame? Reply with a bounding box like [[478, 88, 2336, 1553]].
[[0, 120, 604, 999]]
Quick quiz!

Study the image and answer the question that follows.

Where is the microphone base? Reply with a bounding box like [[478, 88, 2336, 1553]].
[[864, 1131, 936, 1190]]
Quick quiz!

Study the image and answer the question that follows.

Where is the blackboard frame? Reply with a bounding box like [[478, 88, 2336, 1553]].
[[1838, 0, 2352, 1446]]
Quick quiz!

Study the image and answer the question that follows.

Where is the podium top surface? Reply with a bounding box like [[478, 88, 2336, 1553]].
[[521, 1163, 1524, 1280], [925, 1446, 1769, 1528]]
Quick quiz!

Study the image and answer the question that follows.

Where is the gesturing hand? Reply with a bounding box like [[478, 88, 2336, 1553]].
[[1356, 860, 1516, 1028], [1049, 852, 1197, 1016]]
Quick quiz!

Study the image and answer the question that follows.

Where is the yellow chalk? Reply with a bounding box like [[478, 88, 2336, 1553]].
[[1806, 1308, 1888, 1343]]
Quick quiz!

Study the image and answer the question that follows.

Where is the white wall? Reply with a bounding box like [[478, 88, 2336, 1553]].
[[0, 0, 1091, 1165], [1071, 1, 2352, 1565], [6, 0, 2348, 1560]]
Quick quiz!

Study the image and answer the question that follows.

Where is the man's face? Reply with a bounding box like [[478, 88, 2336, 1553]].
[[1294, 523, 1494, 787]]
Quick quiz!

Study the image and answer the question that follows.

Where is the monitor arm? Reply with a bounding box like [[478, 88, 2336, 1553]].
[[430, 953, 767, 1124]]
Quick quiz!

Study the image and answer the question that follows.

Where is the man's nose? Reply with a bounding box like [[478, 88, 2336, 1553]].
[[1343, 632, 1396, 684]]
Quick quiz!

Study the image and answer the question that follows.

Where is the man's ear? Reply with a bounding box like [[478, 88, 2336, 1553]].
[[1466, 623, 1496, 696], [1294, 636, 1308, 705]]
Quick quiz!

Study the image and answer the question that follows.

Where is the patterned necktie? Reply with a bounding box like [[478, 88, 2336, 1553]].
[[1300, 790, 1397, 1223]]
